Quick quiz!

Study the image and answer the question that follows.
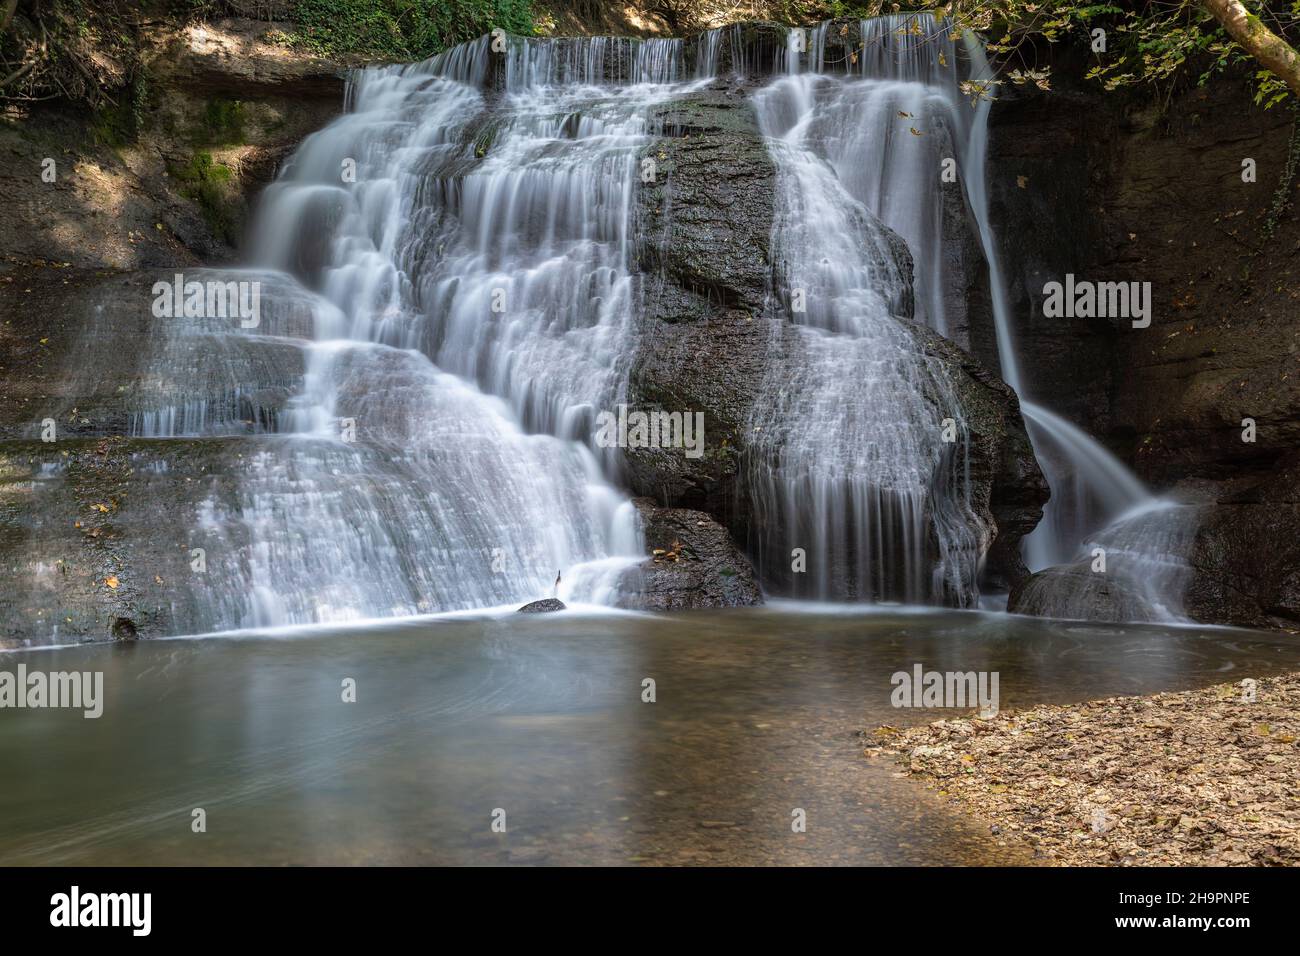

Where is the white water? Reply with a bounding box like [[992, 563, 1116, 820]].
[[747, 44, 986, 604], [953, 21, 1196, 615], [948, 21, 1168, 577], [123, 37, 732, 630], [113, 19, 1190, 630], [754, 14, 1191, 619]]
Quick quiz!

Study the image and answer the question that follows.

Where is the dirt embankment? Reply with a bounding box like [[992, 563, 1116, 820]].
[[0, 15, 355, 272]]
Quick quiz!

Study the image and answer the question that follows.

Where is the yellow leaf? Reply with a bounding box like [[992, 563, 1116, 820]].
[[105, 576, 119, 589]]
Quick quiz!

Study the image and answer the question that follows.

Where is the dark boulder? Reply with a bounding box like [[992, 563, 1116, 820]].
[[1185, 459, 1300, 630], [618, 499, 762, 610]]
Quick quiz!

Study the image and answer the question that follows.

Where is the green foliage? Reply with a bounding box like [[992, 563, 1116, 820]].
[[284, 0, 536, 59], [91, 73, 152, 146], [1264, 103, 1300, 239], [929, 1, 1300, 109], [171, 152, 239, 244], [197, 98, 247, 145]]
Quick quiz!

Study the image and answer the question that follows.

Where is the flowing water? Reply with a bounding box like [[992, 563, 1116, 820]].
[[60, 18, 1196, 628], [934, 18, 1177, 585], [4, 609, 1298, 865], [746, 56, 985, 605], [761, 15, 1188, 616], [117, 37, 732, 632]]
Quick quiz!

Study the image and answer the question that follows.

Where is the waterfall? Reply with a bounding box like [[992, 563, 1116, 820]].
[[108, 20, 1193, 630], [947, 22, 1172, 577], [746, 19, 987, 604], [1012, 499, 1201, 622], [745, 13, 1193, 619], [695, 27, 723, 78], [120, 37, 739, 631], [949, 20, 1201, 616]]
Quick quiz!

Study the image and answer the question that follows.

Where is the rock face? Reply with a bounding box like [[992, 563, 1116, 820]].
[[1185, 460, 1300, 629], [627, 86, 1047, 595], [617, 500, 762, 610], [982, 44, 1300, 628], [1011, 564, 1150, 624], [626, 90, 776, 523], [915, 324, 1049, 592]]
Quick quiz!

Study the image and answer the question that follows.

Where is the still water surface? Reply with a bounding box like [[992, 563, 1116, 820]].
[[3, 606, 1299, 865]]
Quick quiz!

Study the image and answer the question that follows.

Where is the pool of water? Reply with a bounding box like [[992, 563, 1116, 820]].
[[3, 607, 1299, 865]]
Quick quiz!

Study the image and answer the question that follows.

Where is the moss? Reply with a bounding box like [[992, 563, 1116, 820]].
[[171, 152, 239, 245], [192, 98, 247, 146], [281, 0, 536, 60], [90, 72, 152, 147]]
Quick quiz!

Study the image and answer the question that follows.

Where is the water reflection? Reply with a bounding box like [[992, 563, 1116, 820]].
[[2, 608, 1298, 865]]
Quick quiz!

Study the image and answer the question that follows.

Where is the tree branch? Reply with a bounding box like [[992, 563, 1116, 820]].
[[1202, 0, 1300, 98]]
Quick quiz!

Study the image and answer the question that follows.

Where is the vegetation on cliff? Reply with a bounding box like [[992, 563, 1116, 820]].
[[280, 0, 535, 57], [6, 1, 1300, 115]]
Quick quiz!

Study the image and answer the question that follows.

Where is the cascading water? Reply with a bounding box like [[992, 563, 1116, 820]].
[[746, 20, 987, 604], [748, 13, 1190, 621], [113, 18, 1190, 630], [1012, 499, 1202, 622], [123, 35, 721, 631], [947, 17, 1198, 616], [947, 22, 1158, 575]]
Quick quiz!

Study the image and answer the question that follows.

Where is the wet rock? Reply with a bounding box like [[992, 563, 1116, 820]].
[[628, 87, 1045, 595], [111, 618, 139, 640], [0, 270, 310, 443], [912, 322, 1048, 592], [625, 89, 775, 523], [617, 499, 761, 610], [517, 598, 566, 614], [1185, 458, 1300, 629], [1010, 563, 1159, 624], [0, 435, 251, 643]]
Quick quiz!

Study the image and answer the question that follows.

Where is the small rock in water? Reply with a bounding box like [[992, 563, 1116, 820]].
[[517, 598, 566, 614]]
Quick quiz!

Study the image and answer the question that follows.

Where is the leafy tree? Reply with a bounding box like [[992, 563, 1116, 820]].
[[928, 1, 1300, 109]]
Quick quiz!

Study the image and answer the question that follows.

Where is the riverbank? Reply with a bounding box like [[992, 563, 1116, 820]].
[[869, 671, 1300, 866]]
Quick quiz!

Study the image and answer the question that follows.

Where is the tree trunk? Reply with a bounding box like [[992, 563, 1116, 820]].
[[1202, 0, 1300, 98]]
